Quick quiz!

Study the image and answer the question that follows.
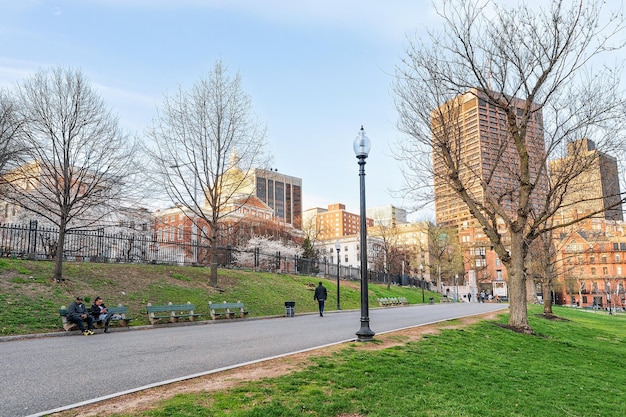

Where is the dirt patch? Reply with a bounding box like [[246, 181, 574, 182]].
[[52, 311, 500, 417]]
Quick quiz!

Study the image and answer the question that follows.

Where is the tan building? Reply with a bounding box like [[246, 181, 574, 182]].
[[431, 89, 547, 297], [305, 203, 374, 241], [549, 138, 623, 222], [432, 88, 547, 228]]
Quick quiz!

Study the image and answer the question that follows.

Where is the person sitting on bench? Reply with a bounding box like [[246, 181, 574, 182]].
[[67, 296, 95, 336], [91, 296, 114, 333]]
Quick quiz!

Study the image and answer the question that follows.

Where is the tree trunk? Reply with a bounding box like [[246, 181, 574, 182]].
[[507, 233, 533, 333], [53, 226, 66, 282], [209, 224, 218, 287], [526, 275, 539, 304], [542, 279, 553, 315]]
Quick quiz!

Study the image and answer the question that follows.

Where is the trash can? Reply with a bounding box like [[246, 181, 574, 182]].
[[284, 301, 295, 317], [429, 297, 434, 305]]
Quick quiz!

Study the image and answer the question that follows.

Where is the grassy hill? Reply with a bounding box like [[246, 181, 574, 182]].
[[0, 258, 440, 335]]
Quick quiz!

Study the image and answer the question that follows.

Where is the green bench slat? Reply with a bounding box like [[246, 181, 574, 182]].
[[208, 301, 248, 320], [147, 303, 201, 324]]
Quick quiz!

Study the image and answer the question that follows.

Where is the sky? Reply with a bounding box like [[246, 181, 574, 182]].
[[0, 0, 438, 221]]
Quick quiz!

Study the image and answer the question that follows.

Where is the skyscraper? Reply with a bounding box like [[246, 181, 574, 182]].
[[433, 89, 547, 228], [253, 168, 302, 229]]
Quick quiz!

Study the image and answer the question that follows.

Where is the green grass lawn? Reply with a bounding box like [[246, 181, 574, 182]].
[[0, 258, 440, 335], [102, 305, 626, 417]]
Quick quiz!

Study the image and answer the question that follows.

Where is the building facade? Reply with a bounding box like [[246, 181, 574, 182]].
[[433, 89, 547, 228], [252, 168, 302, 229], [366, 205, 408, 227], [306, 203, 374, 241], [554, 217, 626, 309], [431, 89, 547, 297], [549, 138, 623, 222]]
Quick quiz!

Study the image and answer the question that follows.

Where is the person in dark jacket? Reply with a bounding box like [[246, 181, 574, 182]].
[[313, 282, 328, 317], [67, 296, 94, 335], [91, 296, 114, 333]]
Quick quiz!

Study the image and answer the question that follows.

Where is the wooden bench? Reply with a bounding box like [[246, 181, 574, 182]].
[[147, 302, 201, 324], [440, 296, 452, 303], [59, 305, 133, 331], [208, 301, 248, 320]]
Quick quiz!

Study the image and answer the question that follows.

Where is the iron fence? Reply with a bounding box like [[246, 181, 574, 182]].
[[0, 221, 422, 286]]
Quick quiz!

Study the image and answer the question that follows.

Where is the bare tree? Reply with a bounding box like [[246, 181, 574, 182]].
[[369, 222, 403, 289], [393, 1, 626, 333], [3, 67, 138, 281], [427, 223, 463, 291], [146, 60, 270, 287], [0, 89, 26, 176]]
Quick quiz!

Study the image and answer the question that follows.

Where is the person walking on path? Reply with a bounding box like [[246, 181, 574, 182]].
[[67, 296, 95, 335], [91, 296, 114, 333], [314, 281, 328, 317]]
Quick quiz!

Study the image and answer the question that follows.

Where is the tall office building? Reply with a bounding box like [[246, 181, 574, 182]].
[[253, 168, 302, 229], [549, 138, 623, 221], [433, 89, 548, 228]]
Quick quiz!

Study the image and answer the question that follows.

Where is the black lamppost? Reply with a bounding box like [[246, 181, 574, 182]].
[[354, 126, 375, 342], [420, 263, 425, 303], [335, 241, 341, 310]]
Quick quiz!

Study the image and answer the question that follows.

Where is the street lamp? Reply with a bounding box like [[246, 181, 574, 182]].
[[170, 162, 199, 265], [354, 126, 375, 342], [420, 263, 425, 303], [335, 241, 341, 310]]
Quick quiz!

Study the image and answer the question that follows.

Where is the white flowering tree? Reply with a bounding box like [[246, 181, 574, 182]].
[[234, 236, 303, 271]]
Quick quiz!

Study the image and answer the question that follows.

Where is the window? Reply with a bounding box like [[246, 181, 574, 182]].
[[344, 254, 348, 263], [591, 267, 597, 275], [618, 266, 622, 276], [617, 254, 621, 263], [603, 267, 608, 275]]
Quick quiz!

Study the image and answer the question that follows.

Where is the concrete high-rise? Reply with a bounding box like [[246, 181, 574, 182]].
[[549, 138, 623, 222], [251, 168, 303, 229], [433, 89, 548, 228]]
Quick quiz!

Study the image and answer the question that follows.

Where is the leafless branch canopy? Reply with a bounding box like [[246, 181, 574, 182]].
[[393, 0, 626, 331], [146, 60, 270, 285]]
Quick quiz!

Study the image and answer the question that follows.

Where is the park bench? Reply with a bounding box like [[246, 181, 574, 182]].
[[146, 302, 201, 324], [59, 305, 133, 331], [378, 297, 390, 307], [208, 301, 249, 320], [398, 297, 409, 305], [440, 296, 452, 303]]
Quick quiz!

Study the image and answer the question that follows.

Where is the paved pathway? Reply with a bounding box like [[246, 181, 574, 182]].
[[0, 303, 507, 417]]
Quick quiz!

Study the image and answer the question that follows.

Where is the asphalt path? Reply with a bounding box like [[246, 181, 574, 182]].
[[0, 302, 508, 417]]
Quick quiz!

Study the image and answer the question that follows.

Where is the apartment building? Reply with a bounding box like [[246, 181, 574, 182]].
[[431, 89, 547, 296], [305, 203, 374, 241], [550, 138, 623, 222], [554, 217, 626, 309], [433, 88, 548, 228]]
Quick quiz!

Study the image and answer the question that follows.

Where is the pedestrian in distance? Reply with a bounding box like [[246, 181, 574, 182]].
[[91, 296, 114, 333], [314, 281, 328, 317], [67, 296, 95, 336]]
